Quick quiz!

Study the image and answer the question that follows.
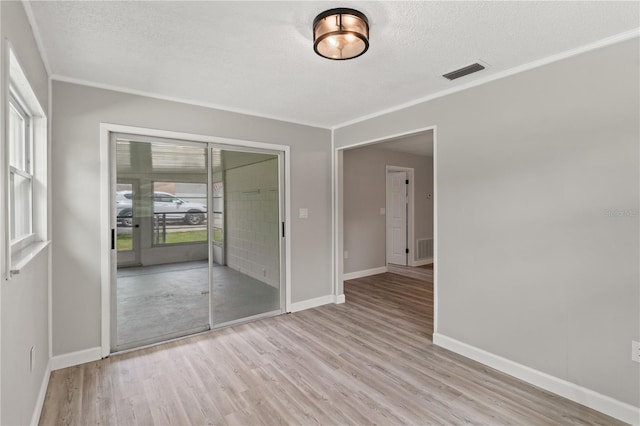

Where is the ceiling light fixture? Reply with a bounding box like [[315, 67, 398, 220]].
[[313, 8, 369, 60]]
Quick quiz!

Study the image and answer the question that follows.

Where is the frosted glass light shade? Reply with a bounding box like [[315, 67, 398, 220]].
[[313, 8, 369, 60]]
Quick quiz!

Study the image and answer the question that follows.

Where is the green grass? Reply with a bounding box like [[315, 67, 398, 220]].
[[117, 236, 133, 251], [161, 229, 208, 244], [117, 229, 210, 251]]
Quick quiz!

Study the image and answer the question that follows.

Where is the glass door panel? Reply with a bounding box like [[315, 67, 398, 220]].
[[210, 149, 282, 326], [113, 136, 210, 351]]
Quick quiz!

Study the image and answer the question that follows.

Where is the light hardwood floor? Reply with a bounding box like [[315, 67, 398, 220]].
[[386, 263, 433, 281], [40, 272, 623, 425]]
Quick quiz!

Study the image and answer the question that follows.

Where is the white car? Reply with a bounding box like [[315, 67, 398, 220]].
[[116, 191, 207, 226]]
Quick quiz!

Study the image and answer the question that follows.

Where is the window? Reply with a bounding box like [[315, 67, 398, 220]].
[[4, 46, 48, 274], [9, 91, 33, 244]]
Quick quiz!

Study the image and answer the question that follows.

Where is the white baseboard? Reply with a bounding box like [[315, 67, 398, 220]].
[[289, 294, 346, 313], [343, 266, 388, 281], [410, 258, 433, 267], [289, 295, 335, 312], [433, 333, 639, 425], [51, 346, 103, 371], [30, 359, 51, 426]]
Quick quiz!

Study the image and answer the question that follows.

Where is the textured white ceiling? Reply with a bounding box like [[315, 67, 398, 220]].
[[27, 1, 639, 128]]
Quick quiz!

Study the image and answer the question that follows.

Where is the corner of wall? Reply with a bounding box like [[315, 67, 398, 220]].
[[289, 295, 336, 313], [29, 359, 51, 426], [50, 347, 102, 371]]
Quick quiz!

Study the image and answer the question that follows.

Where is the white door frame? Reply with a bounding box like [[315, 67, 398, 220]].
[[99, 123, 291, 358], [333, 125, 437, 333], [385, 166, 414, 266]]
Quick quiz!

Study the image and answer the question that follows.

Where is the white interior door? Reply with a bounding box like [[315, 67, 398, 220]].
[[387, 171, 408, 265]]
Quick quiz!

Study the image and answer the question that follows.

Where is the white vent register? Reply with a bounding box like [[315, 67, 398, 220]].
[[417, 238, 433, 260]]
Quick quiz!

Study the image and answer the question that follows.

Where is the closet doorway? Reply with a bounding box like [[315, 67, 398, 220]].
[[109, 132, 286, 352]]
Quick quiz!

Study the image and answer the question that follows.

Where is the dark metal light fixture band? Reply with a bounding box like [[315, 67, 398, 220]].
[[313, 8, 370, 61], [312, 8, 369, 29]]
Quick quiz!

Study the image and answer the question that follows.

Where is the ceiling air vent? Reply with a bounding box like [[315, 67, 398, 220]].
[[442, 62, 485, 81]]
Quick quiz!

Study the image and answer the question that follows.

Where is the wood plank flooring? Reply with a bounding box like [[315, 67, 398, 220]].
[[386, 263, 434, 281], [39, 272, 623, 425]]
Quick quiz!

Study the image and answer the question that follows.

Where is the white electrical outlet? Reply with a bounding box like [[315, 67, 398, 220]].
[[632, 341, 640, 363], [30, 346, 35, 372], [344, 251, 349, 259]]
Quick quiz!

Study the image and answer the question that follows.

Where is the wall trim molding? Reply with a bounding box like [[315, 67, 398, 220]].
[[289, 295, 335, 313], [343, 266, 388, 281], [410, 258, 433, 267], [30, 359, 51, 426], [334, 294, 345, 304], [433, 333, 640, 425], [333, 28, 640, 130], [51, 347, 102, 371], [52, 75, 327, 129]]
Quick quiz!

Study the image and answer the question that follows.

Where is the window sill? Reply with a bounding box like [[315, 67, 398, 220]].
[[10, 240, 50, 276]]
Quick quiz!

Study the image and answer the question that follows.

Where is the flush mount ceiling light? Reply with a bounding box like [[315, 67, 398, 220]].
[[313, 8, 369, 60]]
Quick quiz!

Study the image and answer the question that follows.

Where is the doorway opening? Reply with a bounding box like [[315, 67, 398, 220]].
[[102, 127, 289, 354], [336, 127, 435, 331]]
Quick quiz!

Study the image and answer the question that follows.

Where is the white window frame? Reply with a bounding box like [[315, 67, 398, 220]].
[[2, 45, 48, 279], [8, 89, 35, 250]]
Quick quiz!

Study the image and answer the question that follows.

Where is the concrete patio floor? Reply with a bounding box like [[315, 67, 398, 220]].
[[116, 260, 280, 351]]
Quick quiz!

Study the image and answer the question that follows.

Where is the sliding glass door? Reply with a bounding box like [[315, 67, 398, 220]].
[[111, 134, 284, 352]]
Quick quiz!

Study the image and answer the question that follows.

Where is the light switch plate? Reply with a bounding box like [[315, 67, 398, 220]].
[[380, 207, 385, 215], [299, 208, 309, 219]]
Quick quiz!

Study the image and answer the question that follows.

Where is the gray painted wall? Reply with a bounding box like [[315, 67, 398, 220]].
[[52, 81, 332, 356], [1, 252, 49, 425], [343, 146, 433, 273], [335, 39, 640, 407], [0, 1, 50, 424]]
